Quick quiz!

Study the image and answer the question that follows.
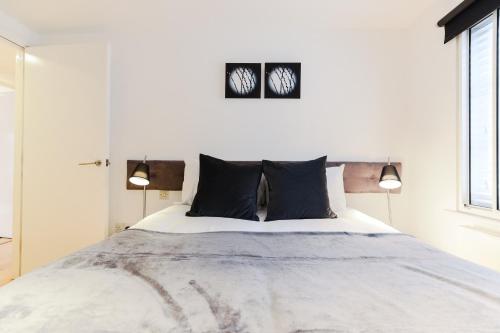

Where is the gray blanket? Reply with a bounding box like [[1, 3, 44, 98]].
[[1, 230, 500, 332]]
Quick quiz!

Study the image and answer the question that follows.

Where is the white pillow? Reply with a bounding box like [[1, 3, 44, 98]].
[[181, 158, 199, 205], [326, 164, 347, 213]]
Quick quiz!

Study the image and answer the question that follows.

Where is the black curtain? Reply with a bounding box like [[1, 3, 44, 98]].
[[438, 0, 500, 43]]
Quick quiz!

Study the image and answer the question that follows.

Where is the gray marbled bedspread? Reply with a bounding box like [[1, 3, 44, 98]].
[[1, 230, 500, 332]]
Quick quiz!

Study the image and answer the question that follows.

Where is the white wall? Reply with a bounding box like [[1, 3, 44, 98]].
[[406, 0, 500, 272], [101, 2, 411, 228], [0, 38, 18, 89], [0, 90, 15, 238]]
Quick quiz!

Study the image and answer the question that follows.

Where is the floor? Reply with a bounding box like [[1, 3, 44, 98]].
[[0, 239, 12, 286]]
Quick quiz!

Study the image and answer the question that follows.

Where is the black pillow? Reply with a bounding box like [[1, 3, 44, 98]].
[[186, 154, 262, 221], [263, 156, 336, 221]]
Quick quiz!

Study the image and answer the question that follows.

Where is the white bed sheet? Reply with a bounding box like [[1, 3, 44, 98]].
[[131, 204, 398, 234]]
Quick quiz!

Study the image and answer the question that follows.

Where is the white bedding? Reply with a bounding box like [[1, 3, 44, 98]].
[[5, 205, 500, 332], [132, 204, 398, 234]]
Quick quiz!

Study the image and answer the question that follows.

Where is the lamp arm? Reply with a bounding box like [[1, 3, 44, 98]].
[[143, 185, 147, 218], [386, 190, 393, 226]]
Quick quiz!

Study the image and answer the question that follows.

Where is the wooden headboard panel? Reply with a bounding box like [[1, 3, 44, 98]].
[[126, 160, 402, 194]]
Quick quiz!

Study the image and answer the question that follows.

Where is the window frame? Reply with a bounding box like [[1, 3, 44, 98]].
[[459, 10, 500, 220]]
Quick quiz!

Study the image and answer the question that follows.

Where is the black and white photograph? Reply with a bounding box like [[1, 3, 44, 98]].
[[225, 63, 261, 98], [265, 62, 301, 99]]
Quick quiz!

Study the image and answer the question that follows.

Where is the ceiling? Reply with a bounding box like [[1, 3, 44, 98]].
[[0, 0, 442, 34]]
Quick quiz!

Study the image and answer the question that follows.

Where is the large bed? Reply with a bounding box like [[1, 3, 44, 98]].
[[1, 204, 500, 332]]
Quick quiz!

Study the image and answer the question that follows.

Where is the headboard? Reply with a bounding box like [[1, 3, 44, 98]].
[[126, 160, 402, 194]]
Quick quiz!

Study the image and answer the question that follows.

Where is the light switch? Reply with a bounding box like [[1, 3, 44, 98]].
[[159, 191, 169, 200]]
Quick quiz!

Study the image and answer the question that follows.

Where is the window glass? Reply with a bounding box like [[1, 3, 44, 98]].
[[469, 15, 495, 208]]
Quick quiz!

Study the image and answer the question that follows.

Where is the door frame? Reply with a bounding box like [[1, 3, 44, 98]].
[[0, 36, 26, 279], [12, 46, 24, 278]]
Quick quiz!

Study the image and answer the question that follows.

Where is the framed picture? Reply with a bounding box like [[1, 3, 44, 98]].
[[265, 63, 301, 99], [225, 63, 261, 98]]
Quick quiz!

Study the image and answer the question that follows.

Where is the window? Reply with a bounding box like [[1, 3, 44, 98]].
[[461, 11, 499, 213], [469, 15, 495, 208]]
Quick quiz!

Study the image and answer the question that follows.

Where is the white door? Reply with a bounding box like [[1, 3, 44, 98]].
[[21, 44, 109, 274]]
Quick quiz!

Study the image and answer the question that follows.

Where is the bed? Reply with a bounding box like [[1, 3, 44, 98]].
[[1, 204, 500, 332]]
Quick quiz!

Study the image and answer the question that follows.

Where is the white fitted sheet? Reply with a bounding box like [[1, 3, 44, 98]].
[[131, 204, 398, 234]]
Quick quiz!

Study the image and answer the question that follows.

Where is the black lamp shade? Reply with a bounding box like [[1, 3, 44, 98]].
[[129, 162, 150, 186], [379, 164, 401, 190]]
